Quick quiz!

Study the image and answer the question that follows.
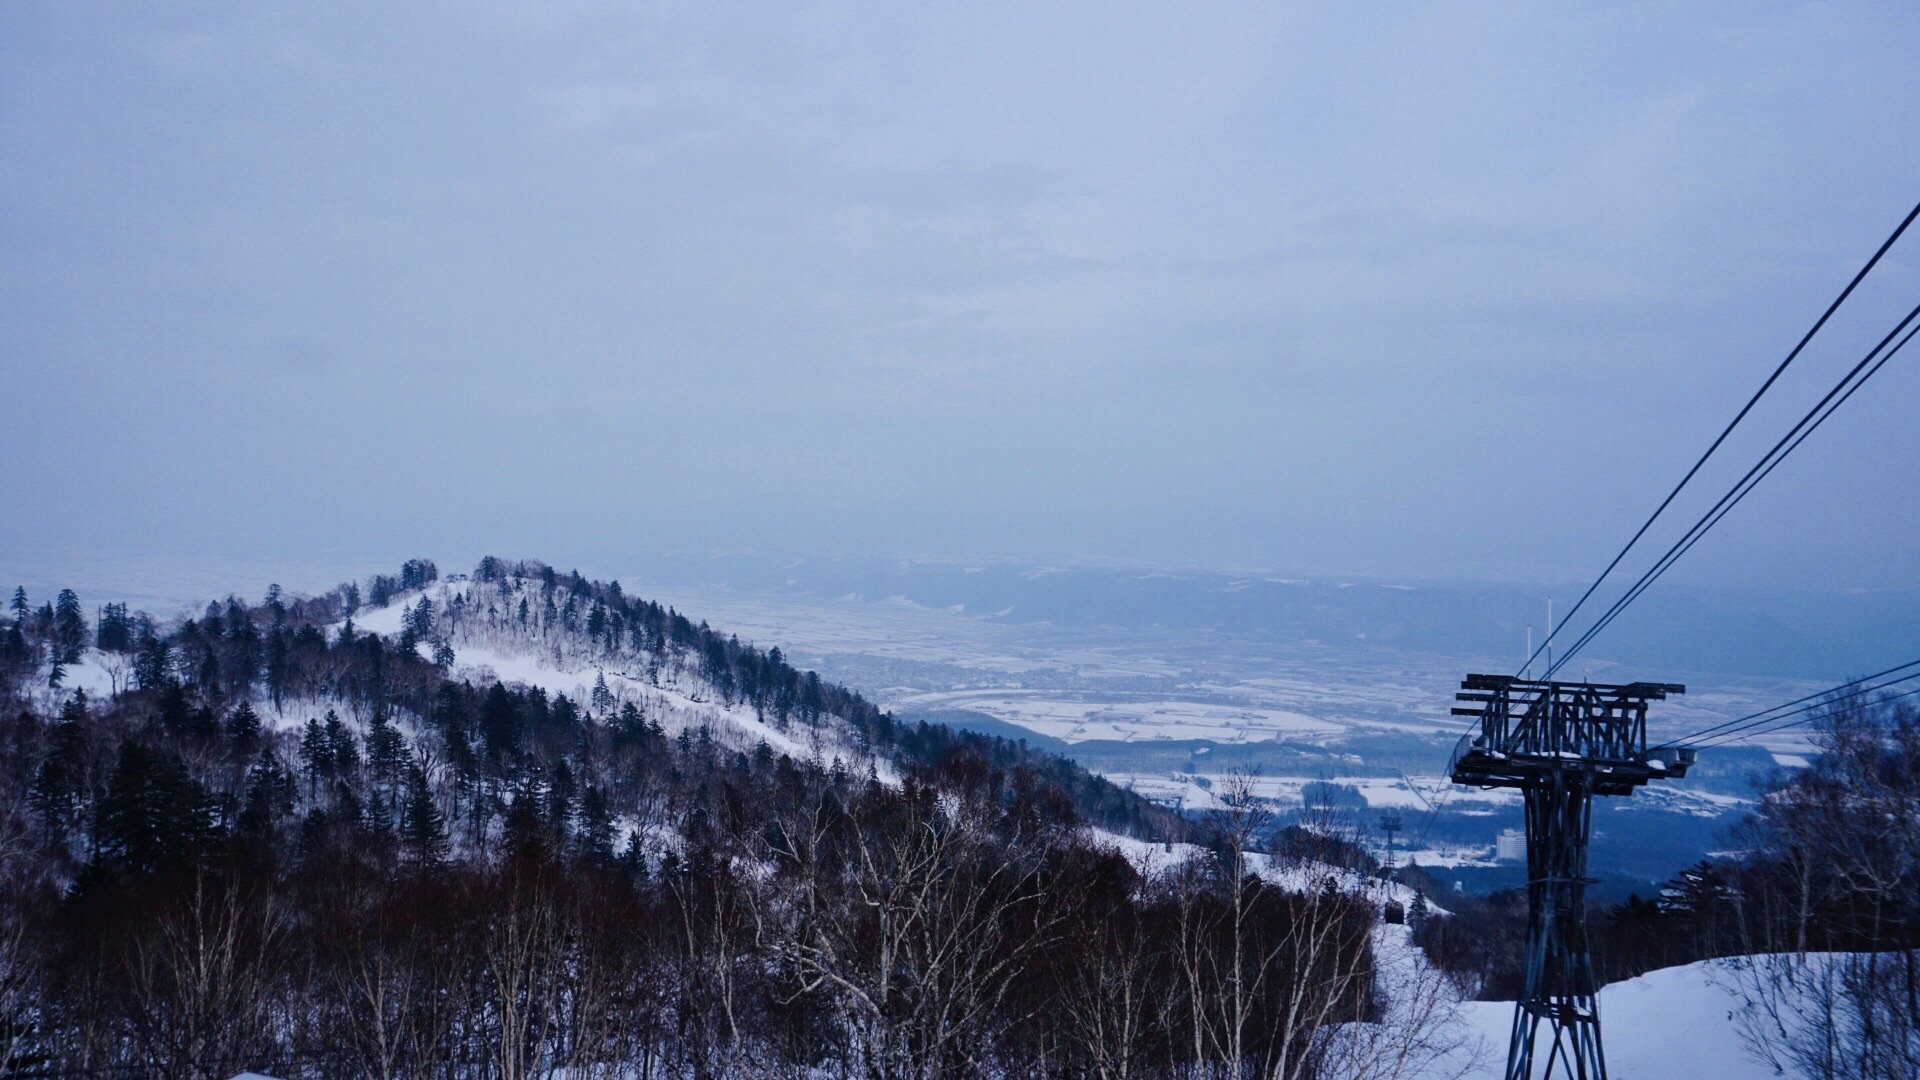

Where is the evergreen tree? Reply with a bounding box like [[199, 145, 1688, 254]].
[[325, 712, 361, 776], [134, 629, 172, 690], [7, 587, 26, 623], [547, 760, 577, 834], [1658, 860, 1737, 956], [225, 700, 262, 744], [443, 722, 479, 816], [367, 713, 409, 784], [407, 596, 435, 639], [94, 603, 133, 652], [0, 620, 29, 689], [52, 590, 86, 664], [223, 601, 260, 697], [618, 834, 648, 879], [196, 646, 219, 697], [297, 719, 327, 798], [618, 700, 646, 743], [579, 785, 614, 864], [158, 681, 192, 737], [365, 786, 393, 837], [503, 787, 546, 855], [429, 681, 470, 736], [332, 780, 365, 833], [97, 742, 219, 875], [30, 696, 90, 841], [480, 682, 522, 760], [399, 558, 437, 591], [237, 750, 296, 855], [401, 765, 449, 869]]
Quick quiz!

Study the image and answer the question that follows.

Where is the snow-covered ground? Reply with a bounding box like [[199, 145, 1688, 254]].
[[46, 649, 125, 702], [1083, 828, 1207, 876], [1420, 959, 1779, 1080]]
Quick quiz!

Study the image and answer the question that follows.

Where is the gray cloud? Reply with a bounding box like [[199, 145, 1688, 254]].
[[3, 1, 1917, 589]]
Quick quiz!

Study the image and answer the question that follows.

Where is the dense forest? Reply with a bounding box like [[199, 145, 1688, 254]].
[[0, 559, 1456, 1079]]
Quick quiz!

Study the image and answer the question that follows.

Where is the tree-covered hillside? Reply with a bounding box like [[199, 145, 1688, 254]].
[[0, 558, 1456, 1079]]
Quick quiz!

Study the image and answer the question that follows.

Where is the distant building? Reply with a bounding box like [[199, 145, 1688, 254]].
[[1496, 828, 1526, 862]]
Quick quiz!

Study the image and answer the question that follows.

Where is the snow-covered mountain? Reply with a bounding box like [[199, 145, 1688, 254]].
[[355, 568, 894, 780]]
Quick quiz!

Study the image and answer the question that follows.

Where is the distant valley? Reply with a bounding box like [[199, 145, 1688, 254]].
[[619, 554, 1873, 895]]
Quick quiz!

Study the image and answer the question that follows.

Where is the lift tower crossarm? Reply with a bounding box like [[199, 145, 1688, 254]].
[[1450, 676, 1693, 796]]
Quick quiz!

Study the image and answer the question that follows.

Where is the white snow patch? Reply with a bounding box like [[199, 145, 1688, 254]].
[[55, 649, 124, 700], [1418, 958, 1779, 1080], [1082, 828, 1206, 875]]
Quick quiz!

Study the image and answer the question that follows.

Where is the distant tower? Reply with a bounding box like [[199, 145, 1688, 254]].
[[1450, 675, 1694, 1080], [1379, 811, 1404, 877]]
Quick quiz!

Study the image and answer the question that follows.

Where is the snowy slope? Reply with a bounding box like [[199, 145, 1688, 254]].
[[47, 649, 126, 702], [346, 576, 898, 778], [1421, 959, 1775, 1080]]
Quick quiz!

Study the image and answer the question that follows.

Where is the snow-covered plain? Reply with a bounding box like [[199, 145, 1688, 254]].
[[1108, 771, 1521, 815], [888, 688, 1345, 744], [630, 584, 1832, 759]]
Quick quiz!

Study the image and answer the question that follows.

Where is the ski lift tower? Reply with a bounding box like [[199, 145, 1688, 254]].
[[1449, 675, 1695, 1080], [1379, 811, 1403, 877]]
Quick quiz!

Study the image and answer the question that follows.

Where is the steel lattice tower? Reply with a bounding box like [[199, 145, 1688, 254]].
[[1449, 675, 1695, 1080]]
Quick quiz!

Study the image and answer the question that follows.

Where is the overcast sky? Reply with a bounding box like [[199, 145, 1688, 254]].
[[4, 2, 1918, 590]]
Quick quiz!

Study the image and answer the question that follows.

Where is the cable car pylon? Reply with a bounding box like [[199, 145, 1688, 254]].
[[1449, 675, 1695, 1079]]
